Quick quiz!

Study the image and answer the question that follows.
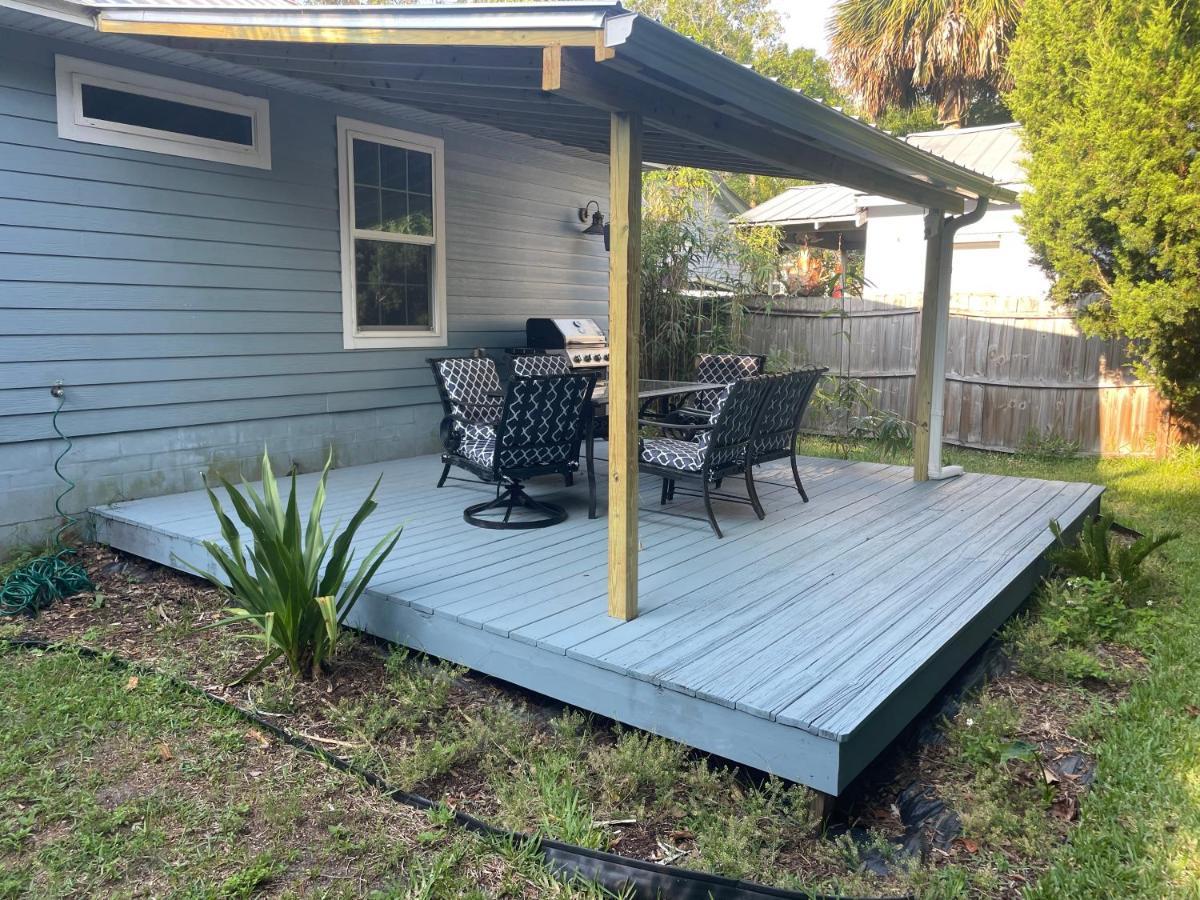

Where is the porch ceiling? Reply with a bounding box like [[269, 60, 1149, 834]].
[[89, 1, 1018, 213]]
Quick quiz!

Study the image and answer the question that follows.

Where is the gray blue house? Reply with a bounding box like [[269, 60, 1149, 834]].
[[0, 0, 618, 549]]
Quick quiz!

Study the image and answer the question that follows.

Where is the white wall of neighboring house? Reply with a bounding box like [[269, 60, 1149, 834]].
[[860, 198, 1051, 300]]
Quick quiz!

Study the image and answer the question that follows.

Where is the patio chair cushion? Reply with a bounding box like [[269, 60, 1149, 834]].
[[458, 432, 497, 468], [435, 358, 502, 433], [691, 353, 765, 414], [511, 354, 571, 377], [640, 437, 705, 472]]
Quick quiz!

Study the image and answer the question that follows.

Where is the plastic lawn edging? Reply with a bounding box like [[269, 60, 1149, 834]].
[[2, 637, 910, 900]]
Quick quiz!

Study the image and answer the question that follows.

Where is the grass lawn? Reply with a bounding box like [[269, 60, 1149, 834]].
[[0, 648, 618, 899], [1, 438, 1197, 898]]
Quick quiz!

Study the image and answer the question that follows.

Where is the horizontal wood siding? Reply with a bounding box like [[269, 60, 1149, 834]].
[[0, 27, 610, 446]]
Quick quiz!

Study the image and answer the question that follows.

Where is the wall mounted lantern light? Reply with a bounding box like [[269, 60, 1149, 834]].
[[578, 200, 610, 251]]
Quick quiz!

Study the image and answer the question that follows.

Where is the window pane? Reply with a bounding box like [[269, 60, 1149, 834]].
[[380, 189, 408, 233], [80, 83, 253, 146], [352, 139, 380, 187], [354, 186, 381, 231], [380, 144, 409, 191], [354, 240, 432, 331], [408, 152, 433, 195]]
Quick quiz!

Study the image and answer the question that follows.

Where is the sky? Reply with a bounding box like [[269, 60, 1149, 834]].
[[771, 0, 837, 57]]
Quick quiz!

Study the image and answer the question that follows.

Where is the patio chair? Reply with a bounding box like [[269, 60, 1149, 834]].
[[452, 372, 598, 529], [429, 356, 503, 488], [644, 352, 767, 426], [746, 366, 828, 503], [638, 374, 774, 538], [510, 353, 571, 378]]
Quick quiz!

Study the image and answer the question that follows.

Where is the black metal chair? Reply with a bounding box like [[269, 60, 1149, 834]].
[[638, 374, 774, 538], [449, 372, 598, 529], [429, 356, 504, 489], [746, 366, 828, 503]]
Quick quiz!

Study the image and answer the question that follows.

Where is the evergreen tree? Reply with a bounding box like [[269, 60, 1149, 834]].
[[1008, 0, 1200, 402]]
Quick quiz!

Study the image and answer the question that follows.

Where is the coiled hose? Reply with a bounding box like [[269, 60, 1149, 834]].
[[0, 387, 94, 616]]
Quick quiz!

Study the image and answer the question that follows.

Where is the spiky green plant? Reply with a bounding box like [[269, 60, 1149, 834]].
[[1048, 514, 1178, 594], [196, 449, 402, 682]]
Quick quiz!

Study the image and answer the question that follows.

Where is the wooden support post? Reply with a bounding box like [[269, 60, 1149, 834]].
[[913, 208, 947, 482], [607, 111, 643, 621], [541, 44, 562, 91]]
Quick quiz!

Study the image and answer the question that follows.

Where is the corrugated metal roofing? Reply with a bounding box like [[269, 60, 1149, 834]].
[[735, 183, 859, 226], [905, 123, 1025, 186]]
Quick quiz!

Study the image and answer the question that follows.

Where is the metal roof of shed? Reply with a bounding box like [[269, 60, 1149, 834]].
[[5, 0, 1017, 210], [736, 183, 860, 228]]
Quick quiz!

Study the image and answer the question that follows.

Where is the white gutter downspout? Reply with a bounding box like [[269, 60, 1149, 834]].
[[918, 197, 989, 481]]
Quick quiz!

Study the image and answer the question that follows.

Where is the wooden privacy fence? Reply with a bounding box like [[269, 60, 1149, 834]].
[[745, 294, 1187, 457]]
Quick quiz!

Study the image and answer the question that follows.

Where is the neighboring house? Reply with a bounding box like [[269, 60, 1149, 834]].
[[738, 123, 1049, 300], [0, 0, 610, 548]]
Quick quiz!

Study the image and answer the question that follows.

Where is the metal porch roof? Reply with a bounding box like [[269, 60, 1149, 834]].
[[7, 0, 1017, 211]]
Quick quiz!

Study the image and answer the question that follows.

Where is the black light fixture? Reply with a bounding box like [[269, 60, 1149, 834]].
[[578, 200, 610, 251]]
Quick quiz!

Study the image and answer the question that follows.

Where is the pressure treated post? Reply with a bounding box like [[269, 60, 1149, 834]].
[[913, 209, 947, 482], [607, 111, 643, 621]]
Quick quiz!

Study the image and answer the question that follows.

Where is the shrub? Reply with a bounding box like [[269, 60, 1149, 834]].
[[1008, 0, 1200, 404], [1047, 514, 1178, 594], [196, 449, 402, 682]]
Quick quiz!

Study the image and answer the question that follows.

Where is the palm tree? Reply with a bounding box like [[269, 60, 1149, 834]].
[[829, 0, 1023, 129]]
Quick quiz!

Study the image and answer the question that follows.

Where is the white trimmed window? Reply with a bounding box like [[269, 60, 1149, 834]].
[[337, 117, 448, 349], [55, 55, 270, 169]]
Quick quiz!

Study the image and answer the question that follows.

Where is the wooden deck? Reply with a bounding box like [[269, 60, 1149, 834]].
[[91, 453, 1102, 795]]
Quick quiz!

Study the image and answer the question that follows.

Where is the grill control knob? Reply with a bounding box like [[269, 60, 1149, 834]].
[[583, 354, 593, 362], [573, 354, 583, 363], [603, 353, 610, 361]]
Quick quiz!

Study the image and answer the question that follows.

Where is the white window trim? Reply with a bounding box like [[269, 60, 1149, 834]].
[[337, 116, 448, 350], [55, 55, 271, 169]]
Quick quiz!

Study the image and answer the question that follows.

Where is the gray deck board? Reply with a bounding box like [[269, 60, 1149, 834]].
[[92, 450, 1103, 794]]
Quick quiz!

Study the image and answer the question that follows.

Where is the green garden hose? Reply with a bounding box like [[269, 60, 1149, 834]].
[[0, 385, 94, 616]]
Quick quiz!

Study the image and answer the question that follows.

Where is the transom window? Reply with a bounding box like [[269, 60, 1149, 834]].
[[55, 56, 270, 169], [338, 118, 447, 349]]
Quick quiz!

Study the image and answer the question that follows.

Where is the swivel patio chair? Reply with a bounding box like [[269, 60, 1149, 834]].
[[450, 371, 598, 529], [746, 366, 828, 503], [639, 374, 774, 538], [429, 356, 504, 488]]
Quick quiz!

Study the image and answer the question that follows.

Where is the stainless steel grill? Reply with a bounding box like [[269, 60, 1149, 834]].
[[523, 318, 610, 371]]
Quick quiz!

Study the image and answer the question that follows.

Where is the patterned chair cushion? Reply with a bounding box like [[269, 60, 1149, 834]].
[[511, 354, 571, 377], [691, 354, 765, 413], [749, 368, 825, 459], [458, 432, 496, 468], [462, 422, 496, 444], [496, 374, 592, 469], [434, 358, 502, 436], [640, 437, 705, 472]]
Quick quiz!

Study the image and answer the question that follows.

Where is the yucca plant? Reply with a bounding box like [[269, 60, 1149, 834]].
[[195, 449, 402, 682]]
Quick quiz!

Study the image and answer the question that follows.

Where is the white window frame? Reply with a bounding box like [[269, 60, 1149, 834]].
[[55, 55, 271, 169], [337, 117, 448, 350]]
